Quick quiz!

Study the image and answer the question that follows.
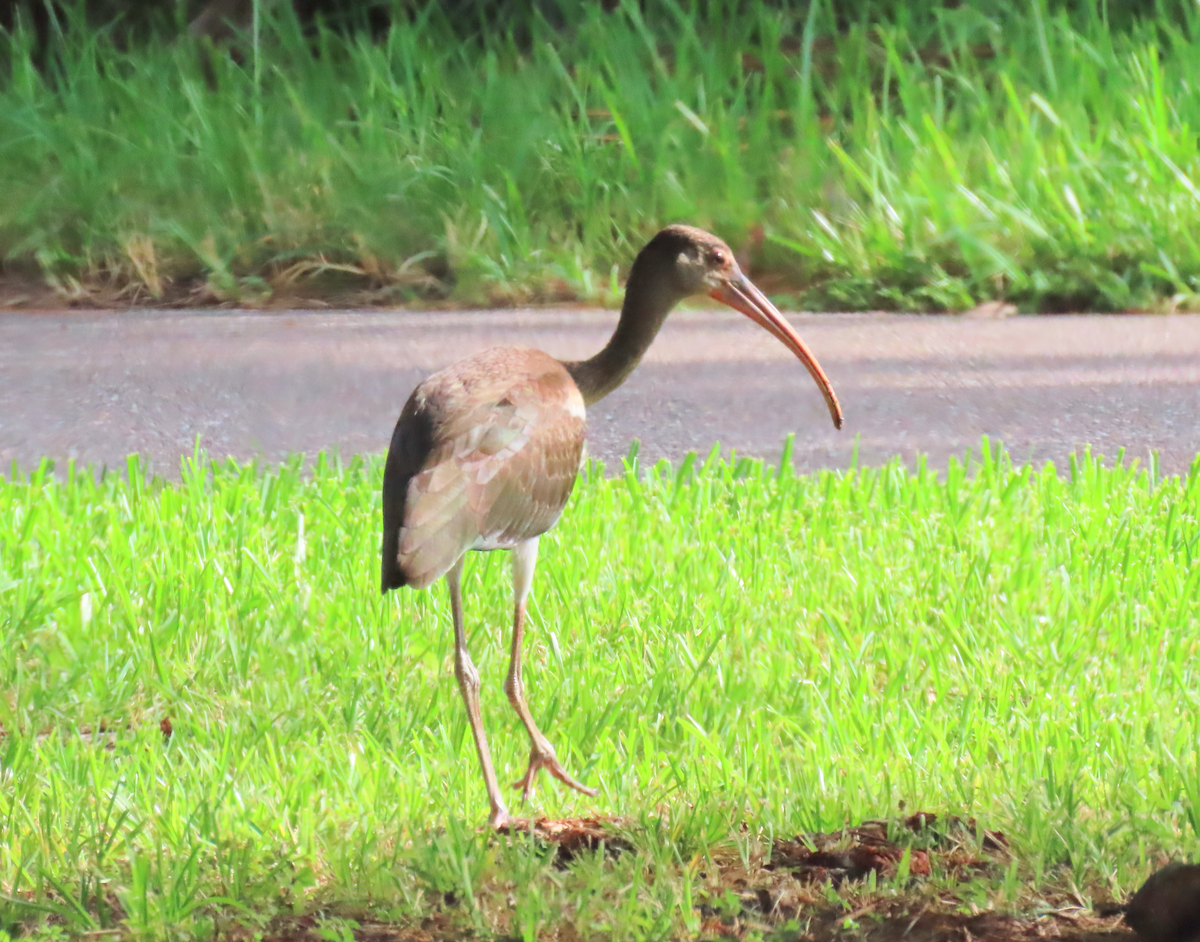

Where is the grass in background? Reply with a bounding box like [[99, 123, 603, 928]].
[[1, 439, 1199, 939], [3, 1, 1200, 310]]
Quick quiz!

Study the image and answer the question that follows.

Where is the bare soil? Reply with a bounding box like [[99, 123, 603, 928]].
[[235, 815, 1137, 942], [4, 812, 1144, 941]]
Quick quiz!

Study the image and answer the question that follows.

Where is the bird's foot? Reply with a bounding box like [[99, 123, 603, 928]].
[[512, 745, 599, 803], [488, 805, 514, 830]]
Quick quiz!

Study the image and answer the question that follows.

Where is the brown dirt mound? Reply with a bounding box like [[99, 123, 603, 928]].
[[497, 814, 635, 864], [800, 907, 1132, 942], [768, 812, 1008, 886], [12, 813, 1143, 942]]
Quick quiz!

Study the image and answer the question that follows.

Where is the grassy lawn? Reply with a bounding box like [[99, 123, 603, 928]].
[[4, 2, 1200, 311], [1, 439, 1198, 939]]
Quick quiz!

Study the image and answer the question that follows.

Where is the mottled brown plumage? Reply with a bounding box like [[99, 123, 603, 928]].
[[380, 224, 842, 828], [382, 347, 584, 592]]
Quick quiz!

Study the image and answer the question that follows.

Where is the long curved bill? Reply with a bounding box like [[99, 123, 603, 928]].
[[710, 272, 844, 430]]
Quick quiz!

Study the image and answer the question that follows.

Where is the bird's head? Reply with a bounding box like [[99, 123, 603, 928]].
[[645, 224, 844, 430]]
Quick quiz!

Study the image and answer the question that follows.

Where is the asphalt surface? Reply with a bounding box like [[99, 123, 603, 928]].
[[2, 308, 1198, 476]]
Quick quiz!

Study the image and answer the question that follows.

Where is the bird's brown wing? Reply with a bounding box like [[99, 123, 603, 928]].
[[382, 350, 586, 592]]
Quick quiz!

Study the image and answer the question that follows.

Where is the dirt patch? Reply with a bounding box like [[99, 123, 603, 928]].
[[497, 815, 635, 864], [799, 907, 1132, 942], [0, 268, 442, 312], [0, 812, 1150, 942], [692, 885, 1133, 942], [0, 268, 64, 310], [691, 813, 1134, 941], [0, 264, 590, 312], [248, 814, 1133, 942], [768, 813, 1007, 886], [251, 912, 465, 942], [242, 901, 1134, 942]]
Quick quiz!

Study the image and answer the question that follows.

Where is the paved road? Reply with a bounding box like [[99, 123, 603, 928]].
[[2, 308, 1198, 476]]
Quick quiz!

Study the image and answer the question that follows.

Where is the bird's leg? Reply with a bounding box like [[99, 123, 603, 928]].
[[505, 538, 599, 804], [447, 557, 511, 830]]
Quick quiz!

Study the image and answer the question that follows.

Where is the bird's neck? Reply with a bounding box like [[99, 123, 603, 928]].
[[564, 266, 680, 405]]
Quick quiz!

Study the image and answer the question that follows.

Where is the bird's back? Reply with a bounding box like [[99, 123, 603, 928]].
[[381, 346, 587, 592]]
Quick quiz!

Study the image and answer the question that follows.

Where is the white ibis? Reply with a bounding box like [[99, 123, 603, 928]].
[[381, 225, 842, 828]]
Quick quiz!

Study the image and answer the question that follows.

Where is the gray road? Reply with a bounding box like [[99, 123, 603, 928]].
[[2, 308, 1198, 476]]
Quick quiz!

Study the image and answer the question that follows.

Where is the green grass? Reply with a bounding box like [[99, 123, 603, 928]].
[[5, 1, 1200, 310], [1, 438, 1199, 939]]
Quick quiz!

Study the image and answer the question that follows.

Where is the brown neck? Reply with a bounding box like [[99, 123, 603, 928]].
[[564, 262, 682, 405]]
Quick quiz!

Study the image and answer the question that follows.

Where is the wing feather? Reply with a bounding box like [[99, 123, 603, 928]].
[[381, 347, 586, 592]]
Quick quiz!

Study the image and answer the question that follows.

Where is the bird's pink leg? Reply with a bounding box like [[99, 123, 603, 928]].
[[446, 558, 511, 829], [505, 538, 599, 804]]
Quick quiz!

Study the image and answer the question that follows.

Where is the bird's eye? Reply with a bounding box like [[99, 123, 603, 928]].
[[708, 250, 726, 267]]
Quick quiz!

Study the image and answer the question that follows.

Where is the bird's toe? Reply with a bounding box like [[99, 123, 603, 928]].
[[513, 776, 537, 803], [513, 747, 597, 802], [545, 757, 599, 797]]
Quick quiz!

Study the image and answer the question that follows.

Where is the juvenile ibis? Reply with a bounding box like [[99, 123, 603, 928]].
[[381, 225, 842, 828]]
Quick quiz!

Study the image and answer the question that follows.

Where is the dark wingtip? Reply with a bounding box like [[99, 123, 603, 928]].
[[380, 565, 407, 595], [380, 545, 408, 594]]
